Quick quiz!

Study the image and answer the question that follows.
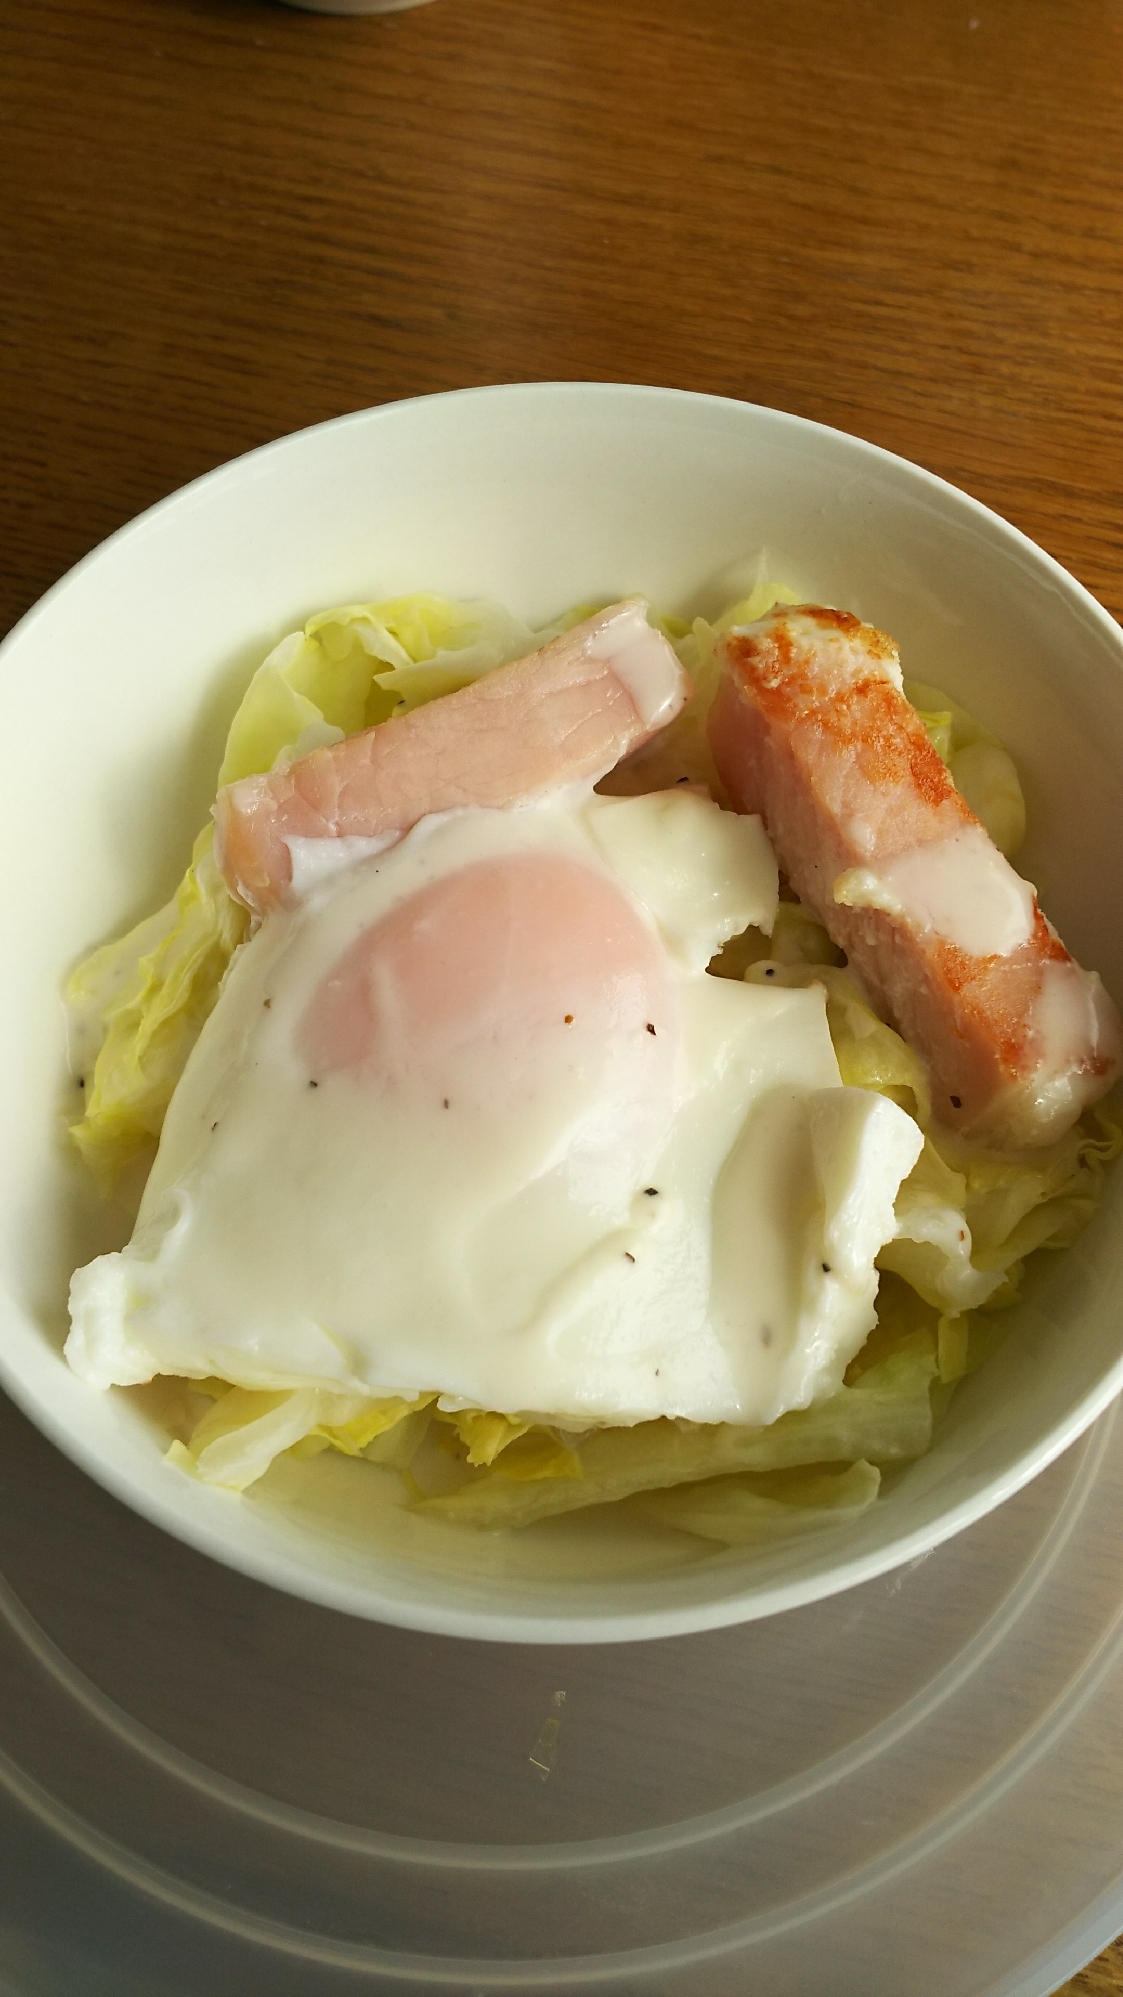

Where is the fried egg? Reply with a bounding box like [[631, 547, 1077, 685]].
[[67, 786, 923, 1430]]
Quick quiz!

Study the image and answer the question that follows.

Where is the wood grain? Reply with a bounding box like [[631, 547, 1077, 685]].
[[2, 0, 1123, 1986], [2, 0, 1122, 641], [1060, 1941, 1123, 1997]]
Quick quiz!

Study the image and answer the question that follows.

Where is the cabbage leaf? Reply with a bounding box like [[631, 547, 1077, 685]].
[[68, 830, 249, 1189], [634, 1458, 881, 1544], [440, 1407, 531, 1468], [170, 1383, 435, 1490], [415, 1340, 937, 1531], [736, 965, 1122, 1322]]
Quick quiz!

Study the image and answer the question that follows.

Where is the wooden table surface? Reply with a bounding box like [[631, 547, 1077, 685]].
[[2, 0, 1123, 1989]]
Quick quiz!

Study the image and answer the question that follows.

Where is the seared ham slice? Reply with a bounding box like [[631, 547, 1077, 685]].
[[709, 605, 1121, 1146], [215, 601, 690, 917]]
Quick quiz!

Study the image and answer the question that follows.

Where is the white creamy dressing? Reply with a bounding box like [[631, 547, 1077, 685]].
[[1033, 957, 1105, 1071], [287, 832, 403, 897], [586, 602, 687, 730], [68, 787, 923, 1430], [833, 825, 1037, 958], [1004, 958, 1122, 1136]]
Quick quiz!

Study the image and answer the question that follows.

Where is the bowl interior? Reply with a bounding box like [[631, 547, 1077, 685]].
[[4, 382, 1123, 1641]]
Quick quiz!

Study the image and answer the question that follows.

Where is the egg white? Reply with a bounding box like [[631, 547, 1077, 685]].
[[67, 789, 922, 1429]]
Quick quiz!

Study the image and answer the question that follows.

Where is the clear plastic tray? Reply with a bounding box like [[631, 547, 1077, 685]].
[[2, 1379, 1123, 1995]]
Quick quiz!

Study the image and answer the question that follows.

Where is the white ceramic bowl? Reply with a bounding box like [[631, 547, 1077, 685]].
[[3, 383, 1123, 1643]]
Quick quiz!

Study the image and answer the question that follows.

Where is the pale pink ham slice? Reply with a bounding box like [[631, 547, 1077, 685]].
[[214, 600, 690, 917], [709, 604, 1122, 1148]]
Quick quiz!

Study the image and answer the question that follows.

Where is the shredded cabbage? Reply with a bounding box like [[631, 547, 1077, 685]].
[[441, 1407, 531, 1468], [937, 1098, 1123, 1302], [415, 1339, 937, 1531], [634, 1458, 881, 1543], [878, 1139, 1008, 1313], [906, 675, 1026, 857], [65, 584, 1120, 1542], [738, 964, 1122, 1322], [68, 830, 249, 1190], [169, 1382, 436, 1491], [445, 1425, 585, 1485]]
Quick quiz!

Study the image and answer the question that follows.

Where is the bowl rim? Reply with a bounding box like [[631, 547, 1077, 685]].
[[8, 378, 1122, 660], [4, 379, 1123, 1644]]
